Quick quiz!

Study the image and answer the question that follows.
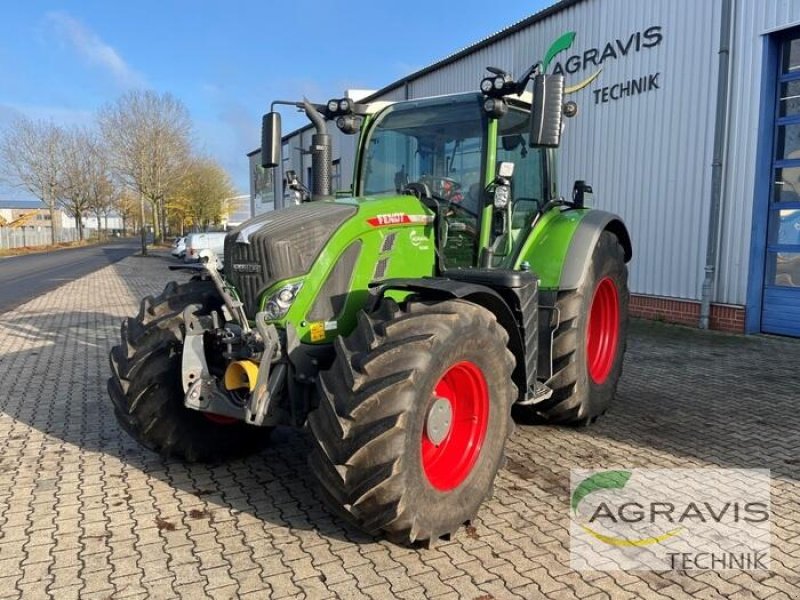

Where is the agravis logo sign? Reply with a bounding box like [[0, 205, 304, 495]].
[[543, 27, 664, 104], [542, 32, 603, 94], [570, 469, 771, 571]]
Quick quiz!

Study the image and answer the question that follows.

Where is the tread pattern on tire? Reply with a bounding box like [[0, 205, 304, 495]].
[[108, 279, 270, 462], [308, 298, 516, 543]]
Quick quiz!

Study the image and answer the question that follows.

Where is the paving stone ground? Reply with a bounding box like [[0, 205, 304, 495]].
[[0, 251, 799, 599]]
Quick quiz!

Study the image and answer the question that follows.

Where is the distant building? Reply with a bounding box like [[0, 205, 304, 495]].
[[82, 214, 124, 231], [223, 194, 252, 227], [0, 200, 71, 229], [0, 200, 123, 232]]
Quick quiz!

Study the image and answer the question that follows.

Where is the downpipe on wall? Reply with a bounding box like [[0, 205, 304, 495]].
[[700, 0, 734, 329]]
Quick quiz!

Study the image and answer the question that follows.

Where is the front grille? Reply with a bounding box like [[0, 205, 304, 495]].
[[224, 203, 356, 317]]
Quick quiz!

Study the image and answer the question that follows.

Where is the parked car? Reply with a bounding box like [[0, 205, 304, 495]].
[[184, 232, 227, 267], [171, 236, 187, 258]]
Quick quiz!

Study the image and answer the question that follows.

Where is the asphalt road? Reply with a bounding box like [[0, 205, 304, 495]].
[[0, 239, 140, 313]]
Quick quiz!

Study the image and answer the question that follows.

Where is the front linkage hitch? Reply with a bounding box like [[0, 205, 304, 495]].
[[178, 249, 284, 426]]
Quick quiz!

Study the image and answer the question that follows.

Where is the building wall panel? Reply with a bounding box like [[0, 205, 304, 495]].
[[405, 0, 721, 300]]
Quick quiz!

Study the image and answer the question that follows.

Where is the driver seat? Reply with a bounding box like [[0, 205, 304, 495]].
[[461, 183, 483, 216]]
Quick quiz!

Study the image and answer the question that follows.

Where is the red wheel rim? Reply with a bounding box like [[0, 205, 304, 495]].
[[204, 413, 237, 425], [587, 277, 620, 384], [421, 361, 489, 491]]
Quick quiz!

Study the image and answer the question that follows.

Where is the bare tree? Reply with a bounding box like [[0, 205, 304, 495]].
[[98, 90, 192, 253], [57, 127, 98, 241], [113, 190, 138, 236], [85, 136, 116, 236], [0, 117, 66, 245]]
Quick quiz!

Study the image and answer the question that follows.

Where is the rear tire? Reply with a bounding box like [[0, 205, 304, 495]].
[[523, 231, 629, 425], [108, 280, 271, 462], [308, 299, 516, 544]]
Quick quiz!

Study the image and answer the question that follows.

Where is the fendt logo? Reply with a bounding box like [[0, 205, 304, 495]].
[[366, 213, 433, 228], [232, 263, 260, 273]]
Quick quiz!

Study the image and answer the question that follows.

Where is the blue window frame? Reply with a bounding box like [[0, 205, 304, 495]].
[[748, 28, 800, 336]]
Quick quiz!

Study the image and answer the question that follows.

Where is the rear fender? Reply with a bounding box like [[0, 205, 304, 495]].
[[560, 210, 632, 290], [516, 208, 631, 290]]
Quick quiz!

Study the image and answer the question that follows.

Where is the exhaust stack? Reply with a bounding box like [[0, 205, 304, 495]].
[[302, 99, 333, 201]]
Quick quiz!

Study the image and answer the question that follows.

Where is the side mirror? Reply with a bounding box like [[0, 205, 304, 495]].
[[261, 112, 281, 168], [529, 74, 565, 148]]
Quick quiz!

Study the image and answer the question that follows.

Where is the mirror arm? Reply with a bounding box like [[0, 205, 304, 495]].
[[270, 100, 305, 111], [512, 62, 542, 95]]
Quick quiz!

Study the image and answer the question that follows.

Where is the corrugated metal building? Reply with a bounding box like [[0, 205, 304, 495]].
[[249, 0, 800, 337]]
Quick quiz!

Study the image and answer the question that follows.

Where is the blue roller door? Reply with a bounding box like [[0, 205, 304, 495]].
[[762, 33, 800, 337]]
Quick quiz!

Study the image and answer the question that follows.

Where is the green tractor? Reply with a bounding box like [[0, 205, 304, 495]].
[[108, 64, 631, 544]]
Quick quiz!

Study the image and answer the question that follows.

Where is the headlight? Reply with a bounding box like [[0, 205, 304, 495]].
[[336, 115, 361, 135], [493, 184, 510, 209], [263, 282, 303, 320], [483, 97, 507, 117]]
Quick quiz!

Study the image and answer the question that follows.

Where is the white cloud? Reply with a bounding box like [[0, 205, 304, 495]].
[[45, 11, 146, 88], [0, 103, 94, 128]]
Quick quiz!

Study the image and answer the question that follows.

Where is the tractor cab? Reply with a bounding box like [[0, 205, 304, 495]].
[[355, 91, 554, 271], [260, 67, 569, 279]]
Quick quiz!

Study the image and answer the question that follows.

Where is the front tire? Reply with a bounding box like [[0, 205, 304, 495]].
[[308, 299, 516, 544], [107, 280, 271, 462]]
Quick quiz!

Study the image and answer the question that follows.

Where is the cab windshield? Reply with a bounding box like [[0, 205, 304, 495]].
[[360, 94, 486, 266]]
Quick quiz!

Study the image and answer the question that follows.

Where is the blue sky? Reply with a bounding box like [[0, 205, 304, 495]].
[[0, 1, 551, 196]]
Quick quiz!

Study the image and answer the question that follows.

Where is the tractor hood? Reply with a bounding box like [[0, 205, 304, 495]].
[[224, 195, 435, 319], [224, 202, 357, 317]]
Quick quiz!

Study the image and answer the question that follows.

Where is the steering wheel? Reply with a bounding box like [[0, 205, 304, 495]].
[[418, 175, 463, 203], [401, 181, 432, 200]]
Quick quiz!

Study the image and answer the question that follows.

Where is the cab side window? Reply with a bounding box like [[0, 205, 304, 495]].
[[496, 108, 547, 237]]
